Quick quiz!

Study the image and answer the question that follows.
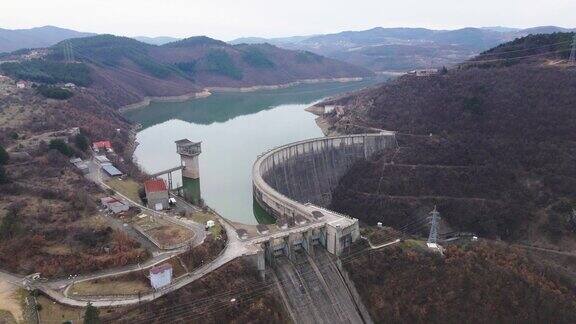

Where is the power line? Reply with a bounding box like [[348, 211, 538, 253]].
[[112, 220, 428, 323]]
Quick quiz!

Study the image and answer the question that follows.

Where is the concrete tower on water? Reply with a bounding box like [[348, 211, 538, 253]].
[[176, 139, 202, 204]]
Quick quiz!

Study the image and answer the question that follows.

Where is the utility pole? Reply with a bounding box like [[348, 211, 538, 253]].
[[569, 33, 576, 66], [428, 206, 441, 244]]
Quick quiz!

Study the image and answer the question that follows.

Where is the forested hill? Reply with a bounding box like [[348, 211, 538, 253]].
[[467, 32, 575, 66], [323, 32, 576, 323], [0, 35, 372, 108], [321, 33, 576, 249]]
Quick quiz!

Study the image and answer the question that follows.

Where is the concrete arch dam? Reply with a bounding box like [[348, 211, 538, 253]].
[[252, 132, 397, 255], [254, 132, 397, 209]]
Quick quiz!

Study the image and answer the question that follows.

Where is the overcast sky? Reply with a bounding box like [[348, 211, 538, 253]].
[[1, 0, 575, 40]]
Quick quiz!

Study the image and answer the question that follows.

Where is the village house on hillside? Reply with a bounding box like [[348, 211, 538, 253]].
[[408, 69, 438, 77], [100, 196, 129, 214], [149, 263, 173, 289], [144, 179, 170, 211], [16, 80, 27, 89], [92, 140, 113, 153]]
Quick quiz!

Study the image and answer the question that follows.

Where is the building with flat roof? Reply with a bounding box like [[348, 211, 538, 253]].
[[150, 263, 172, 289], [100, 196, 129, 214], [94, 155, 110, 165], [102, 164, 123, 177], [144, 179, 169, 210]]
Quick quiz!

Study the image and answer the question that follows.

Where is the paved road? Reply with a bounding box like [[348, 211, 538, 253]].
[[0, 158, 235, 307], [514, 244, 576, 257], [23, 184, 249, 306], [0, 269, 24, 286]]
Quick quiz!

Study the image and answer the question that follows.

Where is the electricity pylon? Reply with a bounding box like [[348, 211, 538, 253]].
[[428, 206, 441, 244]]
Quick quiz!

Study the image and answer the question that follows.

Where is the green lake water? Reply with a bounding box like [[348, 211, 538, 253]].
[[124, 79, 387, 224]]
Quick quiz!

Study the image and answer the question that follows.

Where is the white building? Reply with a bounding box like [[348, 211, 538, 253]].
[[150, 263, 173, 289], [95, 155, 111, 165], [408, 69, 438, 77]]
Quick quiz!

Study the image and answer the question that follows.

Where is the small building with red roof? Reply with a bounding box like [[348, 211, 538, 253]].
[[92, 140, 113, 153], [144, 179, 169, 210]]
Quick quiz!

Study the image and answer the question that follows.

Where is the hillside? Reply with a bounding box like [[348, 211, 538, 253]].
[[133, 36, 181, 45], [0, 79, 149, 277], [239, 26, 575, 72], [344, 240, 576, 323], [0, 26, 95, 53], [0, 34, 373, 108], [318, 33, 576, 250]]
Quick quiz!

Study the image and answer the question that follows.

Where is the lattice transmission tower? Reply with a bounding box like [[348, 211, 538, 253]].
[[427, 206, 441, 244]]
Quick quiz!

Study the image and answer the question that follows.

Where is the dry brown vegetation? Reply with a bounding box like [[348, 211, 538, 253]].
[[0, 87, 148, 277], [328, 34, 576, 248], [103, 258, 287, 324], [344, 240, 576, 324]]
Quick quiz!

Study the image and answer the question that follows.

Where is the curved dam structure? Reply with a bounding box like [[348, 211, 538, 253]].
[[252, 132, 397, 255]]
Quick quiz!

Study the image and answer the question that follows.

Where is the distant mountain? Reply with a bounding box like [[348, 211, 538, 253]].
[[481, 26, 521, 33], [0, 26, 95, 53], [229, 35, 313, 46], [236, 26, 575, 72], [0, 34, 373, 108], [133, 36, 181, 46]]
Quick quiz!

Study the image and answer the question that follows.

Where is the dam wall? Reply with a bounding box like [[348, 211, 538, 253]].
[[254, 133, 397, 209], [252, 133, 397, 255]]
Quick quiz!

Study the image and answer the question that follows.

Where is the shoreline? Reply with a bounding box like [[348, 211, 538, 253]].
[[314, 115, 342, 136], [205, 77, 364, 93], [118, 90, 212, 113], [118, 77, 366, 112]]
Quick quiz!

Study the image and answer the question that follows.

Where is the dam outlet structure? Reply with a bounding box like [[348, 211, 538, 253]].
[[252, 132, 397, 257], [176, 139, 202, 204]]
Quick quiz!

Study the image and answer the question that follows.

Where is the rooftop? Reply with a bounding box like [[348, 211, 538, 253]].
[[95, 155, 110, 163], [102, 164, 123, 177], [93, 140, 112, 149], [144, 179, 168, 193], [175, 139, 200, 146], [150, 263, 172, 275]]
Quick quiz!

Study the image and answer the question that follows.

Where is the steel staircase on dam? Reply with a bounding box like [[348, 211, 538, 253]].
[[271, 246, 372, 324]]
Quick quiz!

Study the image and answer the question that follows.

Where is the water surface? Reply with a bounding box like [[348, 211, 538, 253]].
[[125, 79, 386, 224]]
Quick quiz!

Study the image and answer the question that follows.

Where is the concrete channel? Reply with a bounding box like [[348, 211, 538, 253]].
[[272, 246, 370, 323]]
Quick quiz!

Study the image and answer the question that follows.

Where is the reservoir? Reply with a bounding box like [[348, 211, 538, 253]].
[[125, 79, 386, 224]]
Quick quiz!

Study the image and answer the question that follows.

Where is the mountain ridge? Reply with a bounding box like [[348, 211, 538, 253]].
[[0, 34, 373, 108], [230, 26, 576, 71]]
